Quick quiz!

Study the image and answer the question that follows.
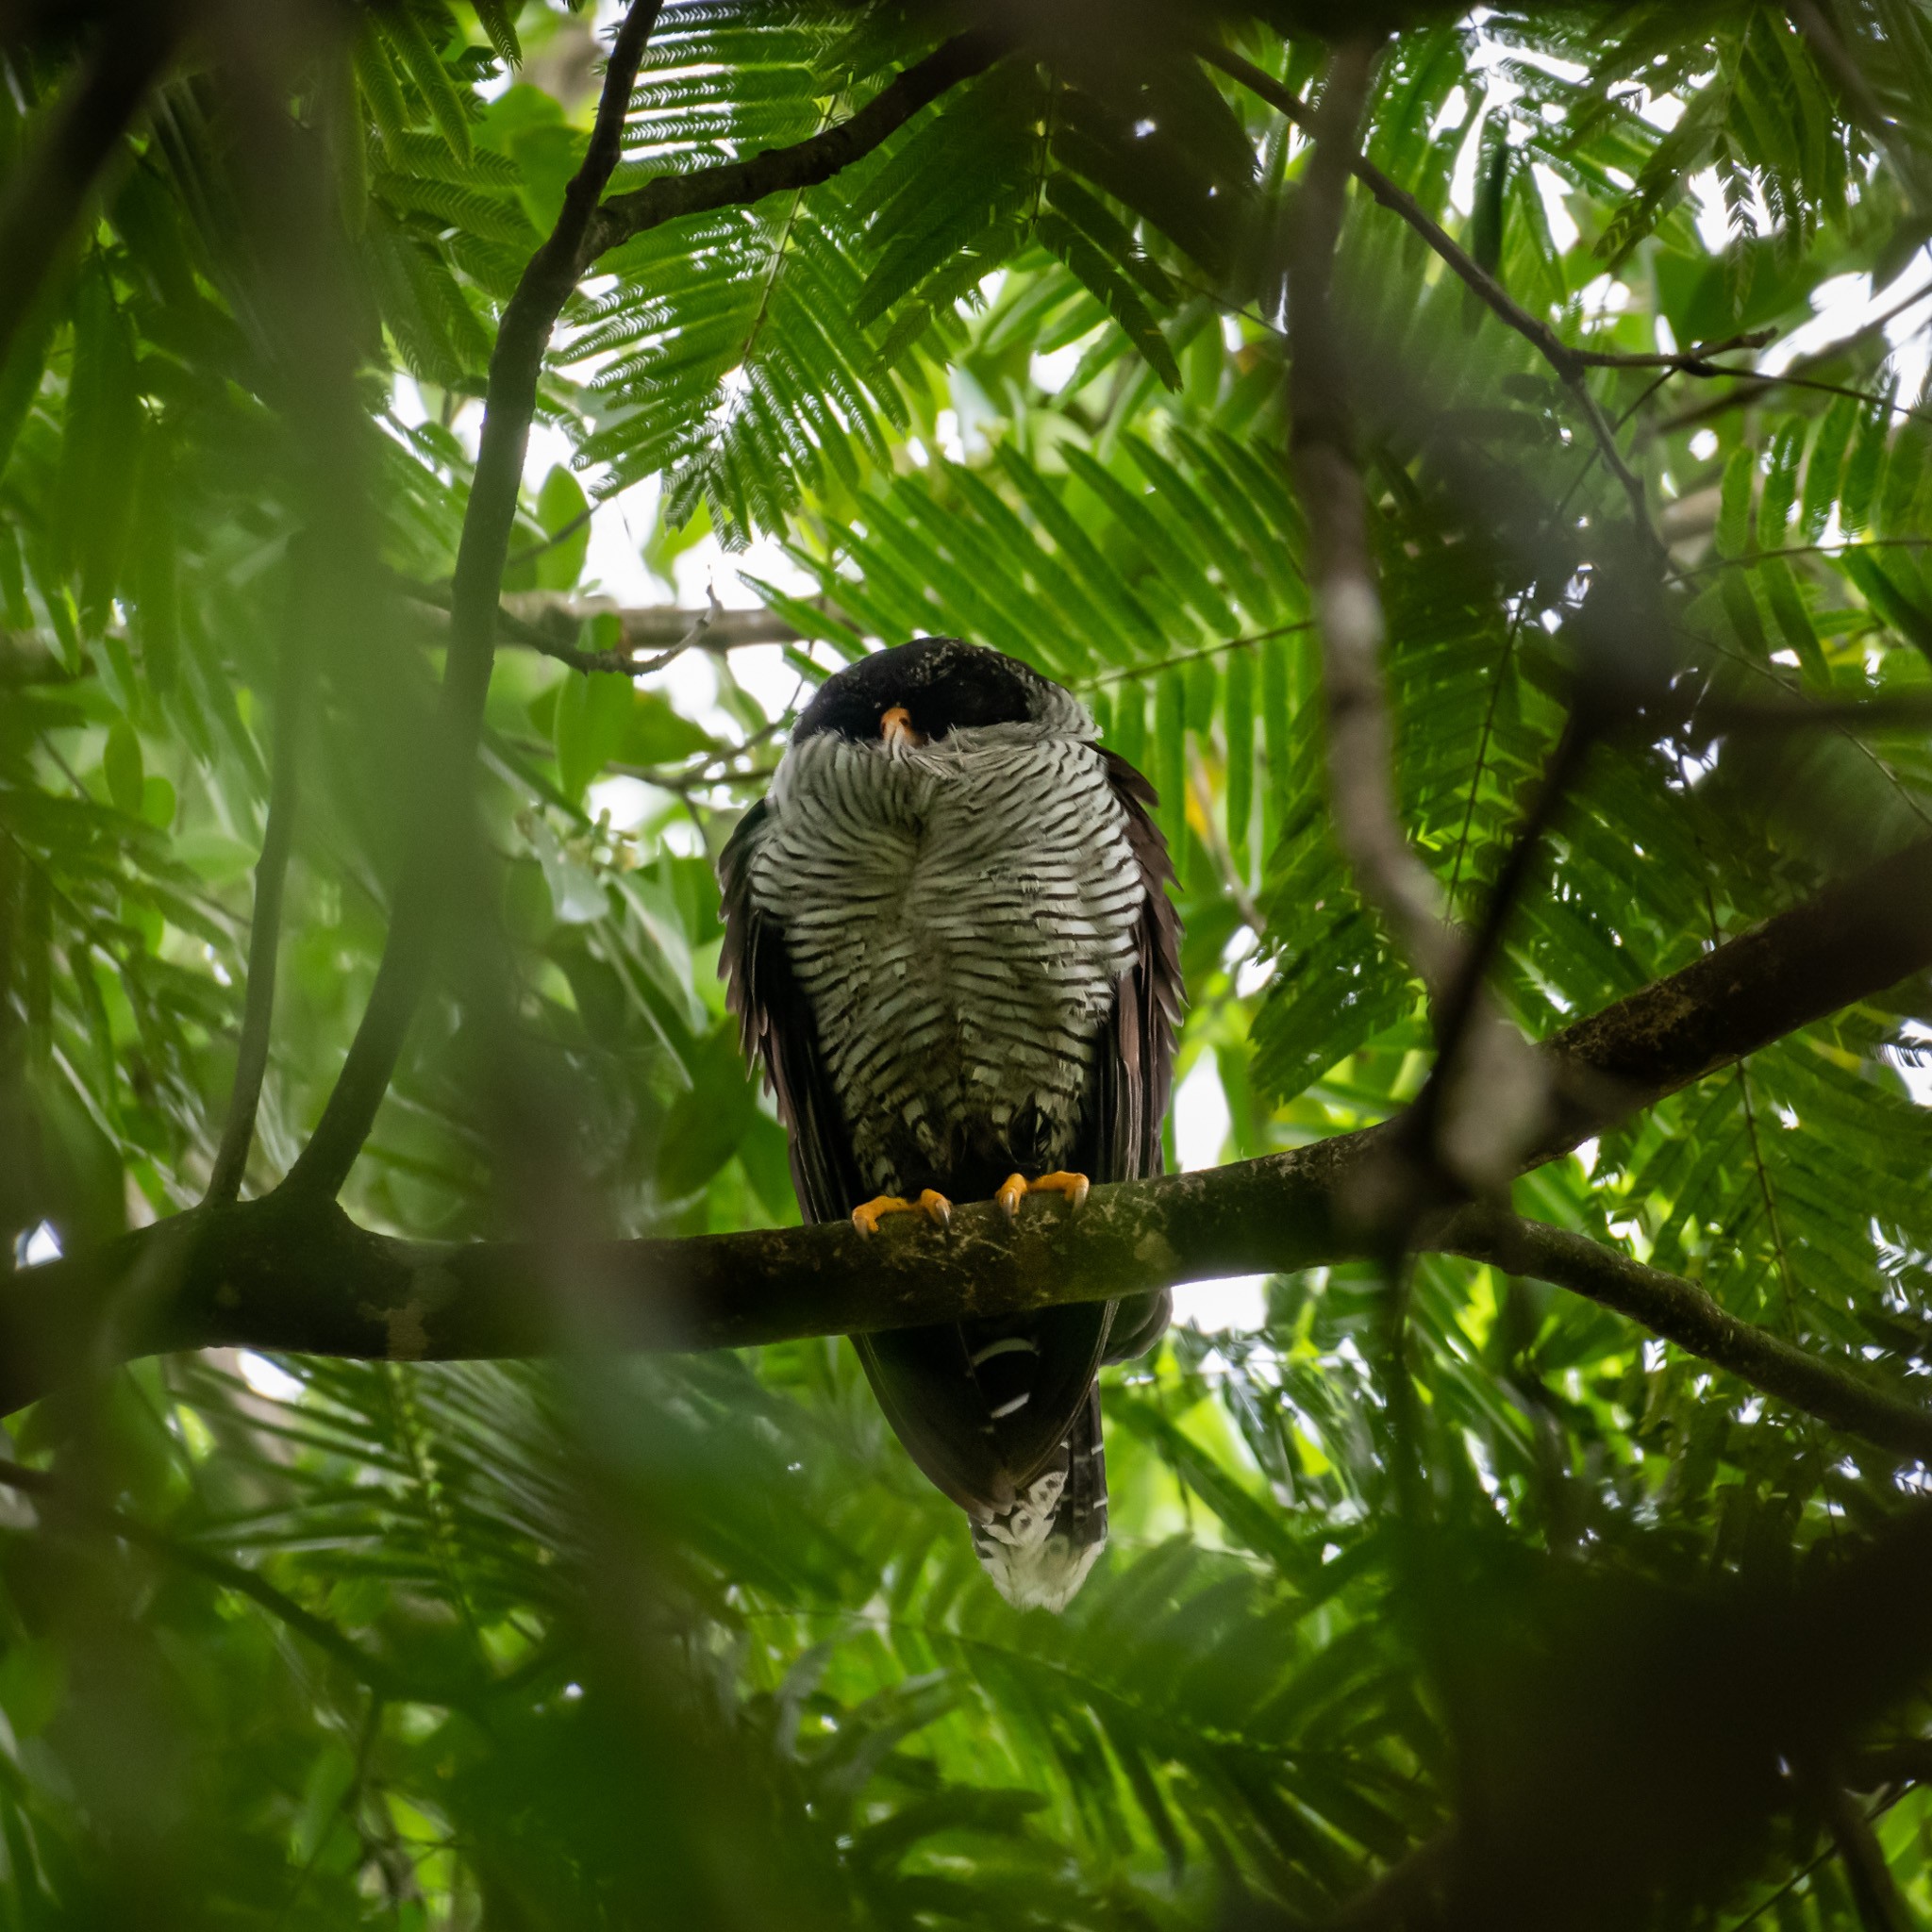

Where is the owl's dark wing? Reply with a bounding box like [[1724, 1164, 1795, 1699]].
[[1086, 750, 1184, 1364], [1085, 750, 1184, 1185], [717, 799, 866, 1224]]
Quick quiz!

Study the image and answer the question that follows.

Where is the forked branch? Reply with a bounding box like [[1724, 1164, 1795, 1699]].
[[284, 16, 1002, 1202]]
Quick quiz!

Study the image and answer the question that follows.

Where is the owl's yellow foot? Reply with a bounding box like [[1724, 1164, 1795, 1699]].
[[995, 1171, 1091, 1220], [852, 1190, 953, 1237]]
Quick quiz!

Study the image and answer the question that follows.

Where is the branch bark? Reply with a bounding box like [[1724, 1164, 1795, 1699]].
[[1442, 1212, 1932, 1466], [1289, 39, 1454, 996], [581, 31, 1007, 266], [12, 835, 1932, 1428]]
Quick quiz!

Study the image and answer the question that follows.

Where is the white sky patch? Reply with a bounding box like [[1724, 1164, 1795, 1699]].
[[1032, 341, 1091, 393], [1174, 1276, 1271, 1332], [1533, 163, 1580, 254], [1431, 83, 1470, 141], [1757, 247, 1932, 401], [585, 774, 660, 832], [1174, 1054, 1228, 1172], [933, 408, 968, 464], [1170, 1057, 1270, 1331], [1687, 167, 1753, 255], [1890, 1022, 1932, 1107], [237, 1351, 305, 1403], [14, 1222, 60, 1267]]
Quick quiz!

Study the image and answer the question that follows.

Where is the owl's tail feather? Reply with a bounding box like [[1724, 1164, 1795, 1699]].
[[970, 1383, 1108, 1612]]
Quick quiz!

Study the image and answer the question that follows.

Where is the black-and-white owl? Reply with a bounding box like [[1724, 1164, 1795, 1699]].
[[718, 639, 1182, 1609]]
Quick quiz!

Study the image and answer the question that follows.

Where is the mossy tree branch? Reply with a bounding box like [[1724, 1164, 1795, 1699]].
[[13, 835, 1932, 1452]]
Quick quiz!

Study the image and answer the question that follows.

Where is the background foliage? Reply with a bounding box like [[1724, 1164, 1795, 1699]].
[[5, 0, 1932, 1923]]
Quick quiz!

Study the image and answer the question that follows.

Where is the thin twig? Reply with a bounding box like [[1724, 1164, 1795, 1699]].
[[1203, 42, 1774, 388], [1656, 283, 1932, 437], [206, 541, 314, 1205], [582, 32, 1008, 266]]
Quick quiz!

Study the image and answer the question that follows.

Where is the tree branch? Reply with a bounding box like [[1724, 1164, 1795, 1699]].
[[206, 541, 313, 1205], [285, 17, 998, 1201], [1203, 42, 1775, 388], [283, 2, 666, 1201], [1286, 40, 1551, 1204], [1441, 1212, 1932, 1467], [580, 31, 1008, 267], [13, 834, 1932, 1423], [1289, 40, 1454, 996]]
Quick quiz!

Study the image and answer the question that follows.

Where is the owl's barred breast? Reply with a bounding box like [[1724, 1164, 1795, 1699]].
[[747, 722, 1145, 1202]]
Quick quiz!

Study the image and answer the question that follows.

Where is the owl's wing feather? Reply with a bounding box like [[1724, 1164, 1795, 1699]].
[[1089, 750, 1184, 1363], [717, 799, 866, 1224]]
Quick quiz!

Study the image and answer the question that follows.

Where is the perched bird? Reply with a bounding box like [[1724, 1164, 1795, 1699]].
[[718, 638, 1181, 1609]]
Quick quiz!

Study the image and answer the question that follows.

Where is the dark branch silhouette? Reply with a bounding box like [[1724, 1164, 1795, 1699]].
[[205, 542, 314, 1205], [0, 0, 184, 370]]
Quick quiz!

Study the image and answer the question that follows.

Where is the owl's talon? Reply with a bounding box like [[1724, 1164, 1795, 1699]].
[[1034, 1171, 1091, 1210], [853, 1191, 953, 1237], [995, 1171, 1091, 1220]]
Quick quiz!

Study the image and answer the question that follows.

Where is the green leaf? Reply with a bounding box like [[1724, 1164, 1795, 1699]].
[[1035, 209, 1182, 392], [1716, 446, 1756, 558], [1760, 557, 1826, 685], [1110, 680, 1148, 774], [534, 466, 591, 592], [554, 670, 635, 805], [1756, 414, 1805, 551], [133, 436, 180, 696], [1156, 667, 1187, 887], [658, 1024, 759, 1198], [54, 262, 141, 625], [1260, 630, 1294, 841], [378, 2, 473, 160], [619, 691, 714, 768], [0, 1637, 65, 1740], [103, 724, 144, 817], [1226, 644, 1256, 874], [1799, 395, 1857, 540], [1840, 399, 1891, 533]]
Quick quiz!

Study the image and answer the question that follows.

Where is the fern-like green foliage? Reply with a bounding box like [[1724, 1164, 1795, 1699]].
[[5, 1, 1932, 1924]]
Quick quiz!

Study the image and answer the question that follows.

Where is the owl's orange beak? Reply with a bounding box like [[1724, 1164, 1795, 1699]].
[[880, 706, 924, 749]]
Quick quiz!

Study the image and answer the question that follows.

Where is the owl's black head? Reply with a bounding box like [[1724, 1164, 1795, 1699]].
[[794, 638, 1084, 747]]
